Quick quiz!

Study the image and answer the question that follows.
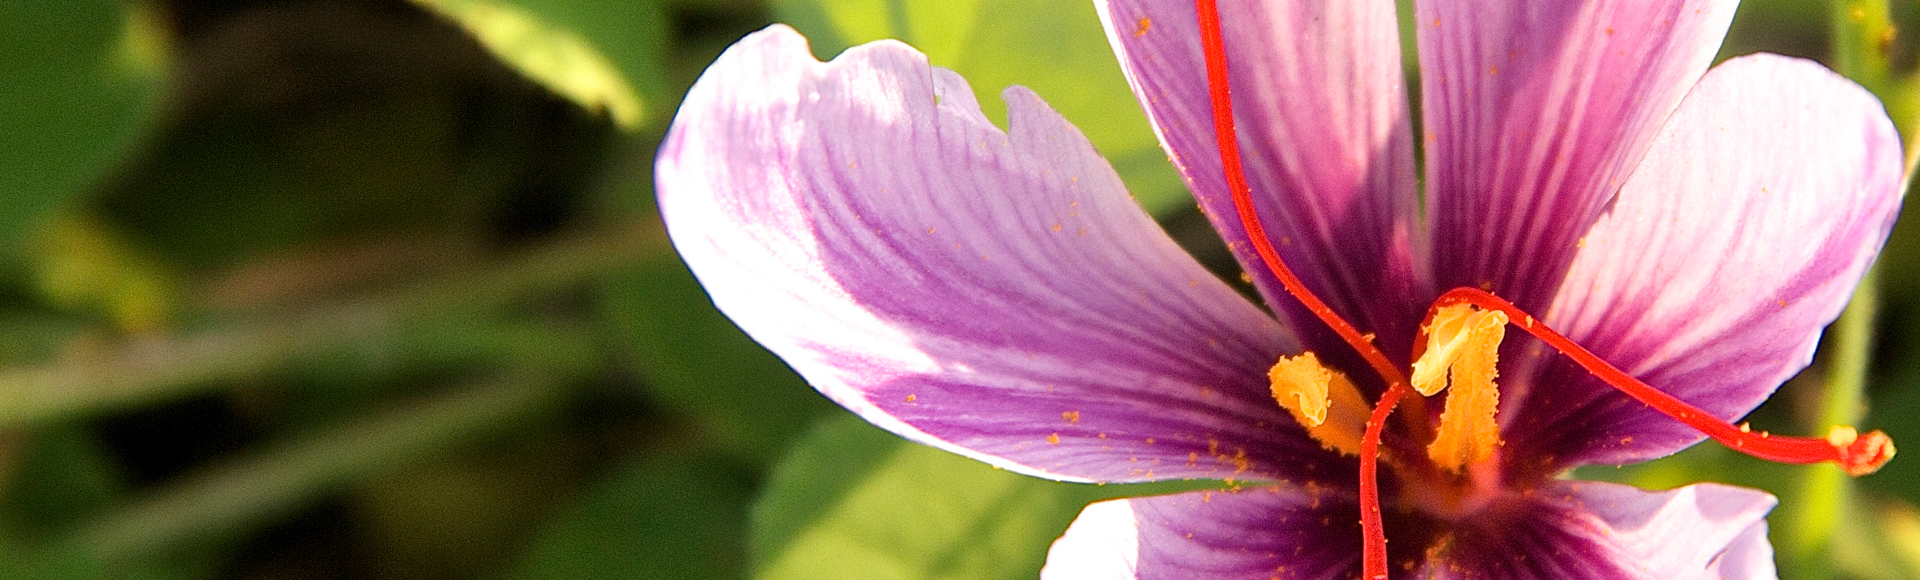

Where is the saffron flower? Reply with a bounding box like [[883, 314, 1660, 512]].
[[656, 0, 1902, 577]]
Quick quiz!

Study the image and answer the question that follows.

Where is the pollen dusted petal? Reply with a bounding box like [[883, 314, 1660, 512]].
[[1093, 0, 1425, 350], [1268, 352, 1369, 455], [1518, 54, 1903, 469], [656, 25, 1326, 484], [1413, 481, 1778, 580], [1043, 488, 1363, 580], [1417, 0, 1738, 314], [1416, 305, 1509, 471]]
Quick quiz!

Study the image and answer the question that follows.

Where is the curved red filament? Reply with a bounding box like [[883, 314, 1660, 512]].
[[1193, 2, 1402, 577], [1192, 4, 1890, 579], [1427, 287, 1894, 476], [1192, 0, 1407, 393], [1357, 384, 1410, 580]]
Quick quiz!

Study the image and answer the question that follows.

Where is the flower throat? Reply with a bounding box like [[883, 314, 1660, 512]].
[[1190, 1, 1895, 578]]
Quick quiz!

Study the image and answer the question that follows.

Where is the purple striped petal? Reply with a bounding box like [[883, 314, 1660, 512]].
[[1417, 0, 1737, 313], [1414, 481, 1776, 580], [1502, 54, 1903, 469], [657, 26, 1344, 484], [1094, 0, 1425, 356], [1042, 487, 1362, 580], [1044, 482, 1773, 579]]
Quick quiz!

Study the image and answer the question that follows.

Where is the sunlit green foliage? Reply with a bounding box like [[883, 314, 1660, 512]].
[[772, 0, 1191, 215], [0, 1, 1915, 579]]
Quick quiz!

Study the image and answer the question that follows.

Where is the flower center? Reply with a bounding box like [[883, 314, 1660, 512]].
[[1411, 304, 1506, 473], [1192, 1, 1894, 577], [1270, 305, 1513, 519], [1269, 304, 1511, 473]]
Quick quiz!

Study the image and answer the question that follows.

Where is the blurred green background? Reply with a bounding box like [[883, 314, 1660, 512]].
[[1, 0, 1917, 578]]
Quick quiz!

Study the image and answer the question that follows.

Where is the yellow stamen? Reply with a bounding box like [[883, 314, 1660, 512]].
[[1269, 352, 1369, 455], [1412, 305, 1501, 396], [1412, 304, 1509, 472]]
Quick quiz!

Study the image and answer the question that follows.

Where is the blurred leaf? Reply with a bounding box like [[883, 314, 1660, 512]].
[[0, 226, 650, 428], [0, 313, 89, 368], [771, 0, 1190, 216], [506, 455, 751, 580], [0, 546, 206, 580], [414, 0, 651, 129], [0, 0, 160, 254], [1717, 0, 1827, 63], [353, 433, 581, 580], [750, 414, 1215, 580], [61, 373, 565, 563], [31, 214, 180, 331], [598, 257, 835, 463], [0, 429, 210, 580], [0, 549, 107, 580], [456, 0, 673, 122], [0, 427, 123, 538], [1832, 494, 1920, 580], [1864, 377, 1920, 502]]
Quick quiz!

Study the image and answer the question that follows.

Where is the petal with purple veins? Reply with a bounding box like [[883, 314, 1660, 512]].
[[1506, 54, 1903, 469], [1042, 486, 1362, 580], [657, 26, 1339, 483], [1093, 0, 1424, 351], [1417, 481, 1776, 580], [1418, 0, 1737, 312]]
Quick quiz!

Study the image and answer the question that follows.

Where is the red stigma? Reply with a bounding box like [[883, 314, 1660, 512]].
[[1193, 2, 1407, 576], [1192, 2, 1894, 578], [1429, 287, 1895, 475]]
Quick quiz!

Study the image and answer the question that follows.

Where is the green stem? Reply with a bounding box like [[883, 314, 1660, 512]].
[[1783, 271, 1878, 572], [1830, 0, 1895, 94], [1783, 3, 1906, 575], [1830, 0, 1920, 177], [0, 223, 664, 426], [1823, 271, 1878, 435], [58, 372, 566, 562]]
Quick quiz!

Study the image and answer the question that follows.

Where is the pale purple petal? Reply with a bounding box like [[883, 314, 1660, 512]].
[[1040, 500, 1140, 579], [1417, 0, 1737, 312], [1094, 0, 1425, 355], [1503, 54, 1903, 468], [1415, 481, 1777, 580], [657, 26, 1341, 484], [1042, 487, 1362, 580], [1705, 517, 1777, 580]]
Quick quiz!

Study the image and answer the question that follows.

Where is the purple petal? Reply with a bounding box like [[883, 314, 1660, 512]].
[[1417, 0, 1737, 312], [657, 26, 1343, 484], [1416, 481, 1777, 580], [1094, 0, 1425, 355], [1501, 54, 1904, 468], [1706, 517, 1776, 580], [1042, 487, 1362, 580]]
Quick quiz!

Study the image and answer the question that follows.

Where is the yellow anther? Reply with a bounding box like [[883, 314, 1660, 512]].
[[1411, 304, 1509, 396], [1269, 352, 1369, 455], [1828, 426, 1859, 448], [1271, 353, 1332, 426], [1412, 304, 1509, 472]]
